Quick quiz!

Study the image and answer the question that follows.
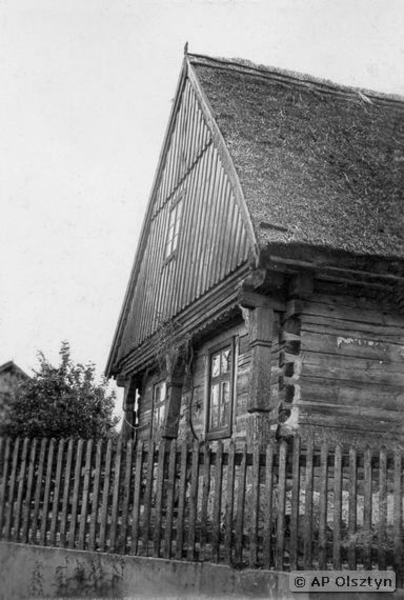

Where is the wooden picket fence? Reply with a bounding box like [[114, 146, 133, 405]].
[[0, 435, 403, 580]]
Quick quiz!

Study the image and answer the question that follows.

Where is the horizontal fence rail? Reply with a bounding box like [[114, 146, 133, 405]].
[[0, 436, 403, 580]]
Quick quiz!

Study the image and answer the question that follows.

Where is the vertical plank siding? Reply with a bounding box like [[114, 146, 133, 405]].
[[117, 80, 251, 363], [0, 436, 403, 578]]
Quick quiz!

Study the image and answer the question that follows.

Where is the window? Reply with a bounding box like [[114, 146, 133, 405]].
[[207, 340, 234, 439], [152, 381, 166, 437], [165, 196, 183, 260]]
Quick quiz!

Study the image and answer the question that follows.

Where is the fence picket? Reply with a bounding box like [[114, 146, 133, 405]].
[[14, 437, 29, 541], [153, 440, 166, 558], [59, 438, 74, 547], [290, 436, 301, 571], [99, 438, 113, 552], [163, 439, 177, 559], [21, 438, 38, 543], [235, 443, 247, 565], [249, 443, 260, 567], [69, 439, 84, 549], [393, 449, 402, 581], [49, 439, 65, 546], [0, 438, 11, 537], [363, 446, 373, 570], [224, 440, 235, 565], [318, 442, 329, 570], [40, 438, 55, 546], [175, 440, 188, 560], [109, 437, 122, 553], [78, 439, 93, 550], [199, 443, 211, 561], [31, 438, 47, 544], [348, 445, 357, 569], [187, 439, 201, 561], [142, 440, 155, 556], [131, 441, 144, 555], [275, 441, 287, 571], [120, 439, 134, 554], [4, 437, 21, 540], [303, 439, 314, 569], [263, 442, 274, 570], [378, 446, 387, 570], [89, 439, 103, 551], [332, 444, 342, 569]]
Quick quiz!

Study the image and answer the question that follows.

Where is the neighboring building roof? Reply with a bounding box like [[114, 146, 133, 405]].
[[0, 360, 30, 379], [189, 53, 404, 261]]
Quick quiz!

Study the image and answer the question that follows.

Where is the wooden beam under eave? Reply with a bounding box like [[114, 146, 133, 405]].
[[238, 268, 287, 312]]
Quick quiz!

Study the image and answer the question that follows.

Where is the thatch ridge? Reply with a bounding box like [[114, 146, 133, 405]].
[[189, 53, 404, 106]]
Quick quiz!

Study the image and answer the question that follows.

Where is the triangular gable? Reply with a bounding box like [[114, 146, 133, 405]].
[[106, 57, 256, 377]]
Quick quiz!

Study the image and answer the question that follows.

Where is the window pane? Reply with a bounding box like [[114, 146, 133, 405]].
[[211, 353, 221, 378], [165, 238, 172, 258], [167, 224, 175, 242], [159, 404, 165, 426], [210, 384, 219, 428], [220, 381, 230, 426], [174, 202, 183, 236], [168, 208, 176, 229], [172, 233, 179, 253], [221, 348, 231, 374]]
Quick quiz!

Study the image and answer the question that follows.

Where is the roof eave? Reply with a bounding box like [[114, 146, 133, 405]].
[[259, 241, 404, 282]]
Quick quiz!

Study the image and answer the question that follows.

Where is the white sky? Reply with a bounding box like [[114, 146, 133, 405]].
[[1, 0, 404, 414]]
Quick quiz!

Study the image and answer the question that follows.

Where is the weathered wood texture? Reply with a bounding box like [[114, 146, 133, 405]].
[[1, 435, 403, 580], [117, 79, 250, 365], [137, 315, 285, 442], [299, 292, 404, 438]]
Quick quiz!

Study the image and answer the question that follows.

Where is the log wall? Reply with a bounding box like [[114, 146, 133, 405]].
[[298, 288, 404, 440]]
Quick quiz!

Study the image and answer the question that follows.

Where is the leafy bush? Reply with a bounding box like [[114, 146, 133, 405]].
[[0, 342, 119, 440]]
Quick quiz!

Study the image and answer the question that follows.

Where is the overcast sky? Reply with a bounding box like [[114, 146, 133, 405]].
[[1, 0, 404, 415]]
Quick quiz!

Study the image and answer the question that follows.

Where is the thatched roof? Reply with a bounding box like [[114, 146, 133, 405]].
[[190, 54, 404, 261]]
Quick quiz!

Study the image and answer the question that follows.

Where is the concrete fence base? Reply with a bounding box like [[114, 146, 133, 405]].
[[0, 542, 295, 599], [1, 542, 403, 600]]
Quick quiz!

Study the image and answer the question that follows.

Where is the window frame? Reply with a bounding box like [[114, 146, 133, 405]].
[[164, 192, 184, 263], [205, 337, 235, 440]]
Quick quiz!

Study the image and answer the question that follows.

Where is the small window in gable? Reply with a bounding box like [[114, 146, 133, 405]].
[[207, 339, 234, 439], [152, 381, 166, 438], [165, 196, 183, 260]]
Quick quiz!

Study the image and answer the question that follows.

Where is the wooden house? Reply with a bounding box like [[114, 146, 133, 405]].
[[106, 52, 404, 445]]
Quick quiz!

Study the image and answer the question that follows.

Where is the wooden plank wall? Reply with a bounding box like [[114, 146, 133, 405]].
[[299, 287, 404, 439], [117, 79, 251, 363], [1, 435, 403, 581]]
